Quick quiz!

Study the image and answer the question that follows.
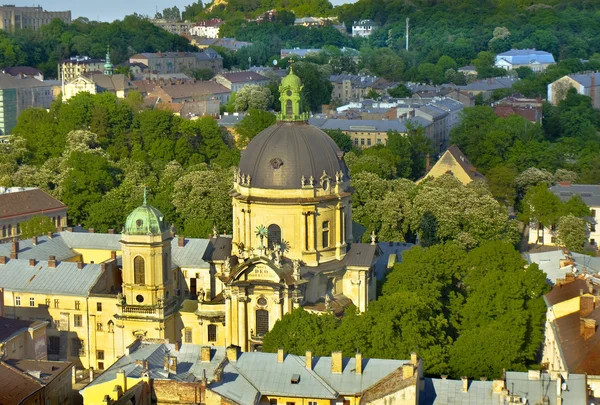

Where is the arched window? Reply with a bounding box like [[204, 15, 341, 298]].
[[286, 99, 293, 117], [134, 256, 145, 285], [57, 215, 61, 227], [1, 225, 5, 238], [256, 309, 269, 337], [267, 224, 281, 250]]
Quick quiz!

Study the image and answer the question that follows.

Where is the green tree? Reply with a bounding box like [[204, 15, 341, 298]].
[[557, 214, 587, 252], [233, 85, 273, 111], [20, 215, 56, 239], [325, 129, 353, 153], [387, 84, 412, 98], [235, 109, 276, 146], [486, 165, 517, 206]]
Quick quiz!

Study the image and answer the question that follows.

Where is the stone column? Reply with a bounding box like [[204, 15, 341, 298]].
[[238, 296, 248, 352], [224, 290, 232, 347], [241, 208, 247, 247], [311, 210, 317, 251], [360, 271, 368, 312], [342, 210, 346, 245], [230, 293, 239, 346], [246, 209, 252, 249], [302, 212, 309, 252]]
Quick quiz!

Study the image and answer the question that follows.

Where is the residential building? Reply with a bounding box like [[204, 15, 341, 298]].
[[0, 5, 71, 31], [542, 275, 600, 397], [0, 317, 48, 361], [309, 116, 433, 148], [150, 19, 193, 35], [58, 56, 106, 83], [156, 99, 221, 118], [0, 187, 67, 242], [494, 95, 543, 123], [352, 19, 378, 37], [457, 65, 477, 76], [495, 49, 555, 72], [148, 81, 231, 105], [527, 183, 599, 247], [217, 112, 245, 142], [191, 37, 252, 51], [421, 371, 588, 404], [455, 77, 520, 99], [189, 19, 223, 38], [294, 17, 325, 27], [548, 71, 600, 109], [81, 342, 422, 405], [0, 74, 56, 134], [280, 48, 321, 59], [417, 145, 485, 185], [0, 359, 73, 405], [129, 51, 223, 75], [213, 71, 269, 92], [330, 74, 379, 104], [1, 66, 43, 81]]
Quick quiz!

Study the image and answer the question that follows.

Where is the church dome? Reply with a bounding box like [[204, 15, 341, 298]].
[[238, 121, 348, 189], [281, 71, 302, 88], [124, 201, 168, 235]]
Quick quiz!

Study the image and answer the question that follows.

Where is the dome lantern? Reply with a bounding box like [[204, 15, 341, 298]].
[[277, 62, 309, 122]]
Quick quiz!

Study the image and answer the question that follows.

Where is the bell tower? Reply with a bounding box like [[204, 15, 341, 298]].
[[117, 190, 177, 340]]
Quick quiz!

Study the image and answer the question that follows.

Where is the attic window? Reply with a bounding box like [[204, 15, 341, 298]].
[[291, 374, 300, 384], [136, 219, 143, 228], [270, 158, 284, 170]]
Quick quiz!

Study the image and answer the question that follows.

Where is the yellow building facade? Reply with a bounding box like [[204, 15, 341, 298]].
[[417, 144, 485, 185]]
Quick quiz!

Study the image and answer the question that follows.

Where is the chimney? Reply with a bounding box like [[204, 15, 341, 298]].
[[89, 228, 95, 233], [178, 236, 185, 247], [0, 256, 6, 265], [305, 350, 313, 370], [528, 370, 541, 380], [581, 295, 594, 317], [277, 348, 285, 363], [32, 236, 38, 246], [10, 241, 18, 259], [331, 351, 342, 374], [29, 259, 35, 267], [580, 318, 596, 340], [493, 379, 506, 393], [111, 251, 117, 260], [116, 369, 127, 393], [163, 355, 177, 374], [48, 255, 57, 268], [425, 153, 431, 172], [402, 363, 414, 378], [77, 261, 84, 270], [108, 229, 114, 234], [47, 231, 53, 239], [201, 346, 211, 363], [101, 263, 107, 272], [355, 352, 363, 374], [67, 227, 73, 232], [411, 352, 418, 366], [226, 345, 239, 362], [461, 376, 469, 392]]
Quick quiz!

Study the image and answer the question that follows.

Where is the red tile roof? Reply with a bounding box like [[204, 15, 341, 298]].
[[0, 362, 42, 405], [0, 188, 66, 220]]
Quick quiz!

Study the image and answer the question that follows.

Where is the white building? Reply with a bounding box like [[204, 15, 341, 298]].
[[495, 49, 555, 72], [189, 19, 222, 38], [528, 183, 599, 247], [352, 19, 377, 37]]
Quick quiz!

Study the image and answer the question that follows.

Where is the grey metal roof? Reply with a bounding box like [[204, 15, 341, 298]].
[[218, 113, 245, 127], [457, 77, 519, 92], [309, 117, 432, 132], [59, 231, 121, 250], [171, 238, 211, 268], [0, 235, 75, 262], [238, 121, 348, 190], [210, 362, 260, 405], [505, 371, 587, 405], [420, 378, 502, 405], [496, 49, 555, 65], [375, 242, 415, 280], [549, 183, 600, 206], [568, 72, 600, 88], [524, 250, 570, 285], [0, 259, 104, 296], [85, 343, 227, 389], [329, 74, 378, 88]]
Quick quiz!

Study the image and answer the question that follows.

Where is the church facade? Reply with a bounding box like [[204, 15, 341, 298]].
[[0, 70, 379, 369]]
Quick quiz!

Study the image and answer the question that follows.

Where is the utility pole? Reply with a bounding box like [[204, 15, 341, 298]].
[[406, 17, 409, 51]]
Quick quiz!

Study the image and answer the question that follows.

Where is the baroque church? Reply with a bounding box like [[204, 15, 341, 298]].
[[0, 69, 380, 370]]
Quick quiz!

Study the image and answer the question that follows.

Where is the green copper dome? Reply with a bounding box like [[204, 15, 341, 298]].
[[281, 69, 302, 88], [124, 197, 168, 236]]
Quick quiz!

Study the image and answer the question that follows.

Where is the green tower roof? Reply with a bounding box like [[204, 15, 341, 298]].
[[281, 67, 302, 89], [277, 65, 308, 122], [124, 191, 168, 235]]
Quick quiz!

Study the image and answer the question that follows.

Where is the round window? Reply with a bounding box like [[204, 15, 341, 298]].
[[136, 219, 143, 228], [322, 179, 329, 191], [286, 90, 292, 96], [257, 297, 268, 306], [136, 294, 144, 303]]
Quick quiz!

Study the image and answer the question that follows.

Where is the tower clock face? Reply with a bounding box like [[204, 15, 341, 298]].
[[286, 90, 292, 96]]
